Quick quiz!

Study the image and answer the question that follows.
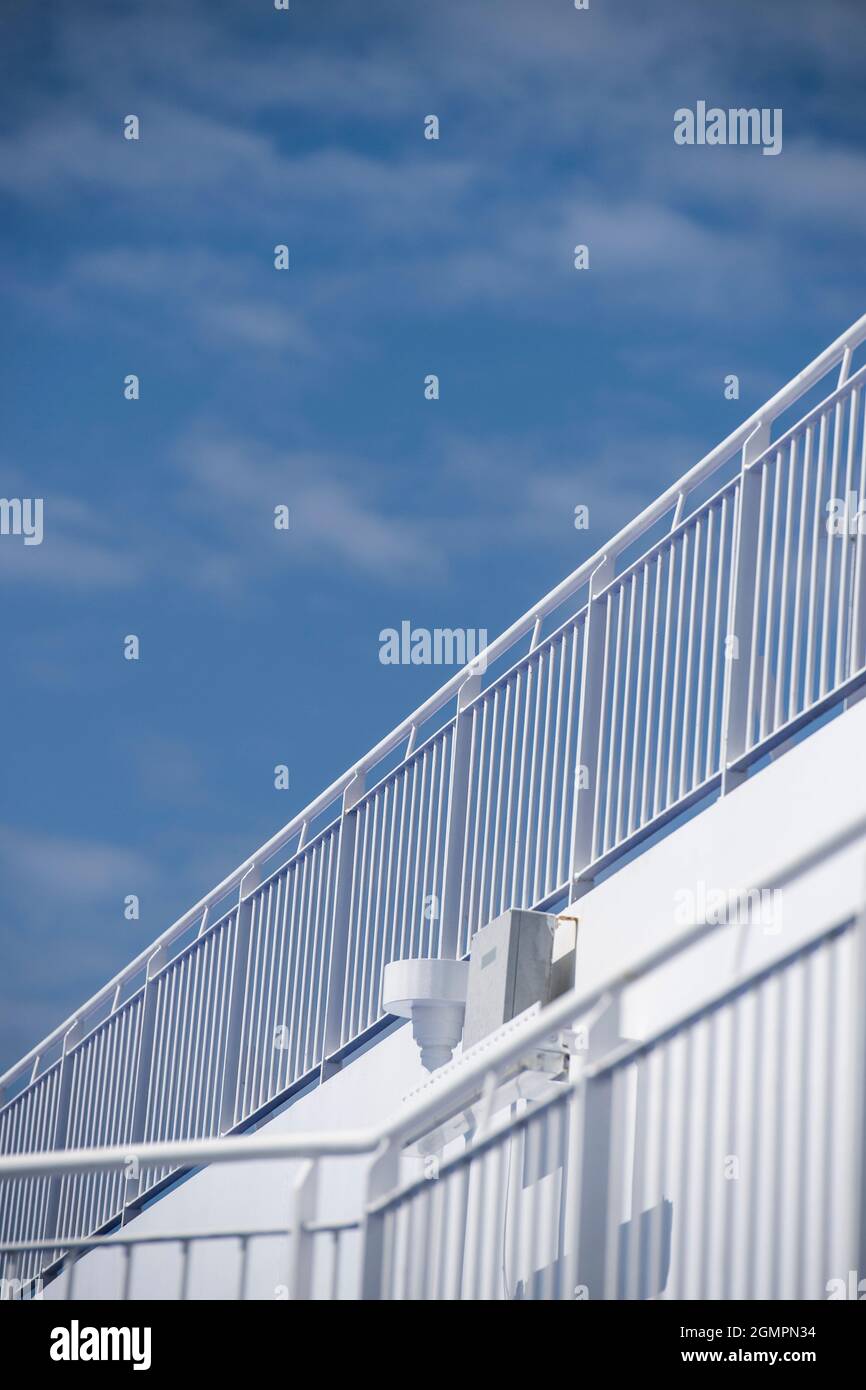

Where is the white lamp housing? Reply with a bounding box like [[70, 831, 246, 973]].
[[383, 958, 469, 1071]]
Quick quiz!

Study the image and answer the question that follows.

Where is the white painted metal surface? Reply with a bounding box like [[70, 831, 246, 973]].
[[1, 849, 862, 1299]]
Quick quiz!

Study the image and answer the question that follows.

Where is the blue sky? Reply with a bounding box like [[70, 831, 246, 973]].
[[1, 0, 864, 1070]]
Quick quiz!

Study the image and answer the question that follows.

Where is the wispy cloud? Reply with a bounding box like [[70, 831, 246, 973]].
[[0, 824, 153, 914], [174, 429, 448, 587], [2, 0, 861, 342], [0, 492, 142, 589]]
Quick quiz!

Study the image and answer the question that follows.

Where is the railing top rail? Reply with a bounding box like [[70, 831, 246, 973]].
[[0, 1218, 359, 1257], [742, 356, 866, 474], [4, 310, 866, 1094], [0, 1228, 292, 1256], [595, 469, 742, 600]]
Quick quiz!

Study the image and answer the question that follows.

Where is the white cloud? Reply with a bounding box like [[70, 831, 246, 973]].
[[0, 492, 142, 589], [0, 825, 154, 913], [1, 0, 861, 358], [176, 430, 446, 585]]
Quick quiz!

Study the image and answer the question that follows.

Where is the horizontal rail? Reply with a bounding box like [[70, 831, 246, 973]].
[[0, 1128, 380, 1179], [0, 1227, 292, 1255]]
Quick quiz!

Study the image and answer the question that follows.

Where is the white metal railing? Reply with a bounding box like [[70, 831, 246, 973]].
[[371, 920, 859, 1301], [2, 826, 864, 1300], [587, 478, 740, 865], [0, 1226, 298, 1303], [4, 315, 866, 1273]]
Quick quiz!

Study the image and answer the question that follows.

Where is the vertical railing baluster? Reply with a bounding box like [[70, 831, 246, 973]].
[[850, 392, 866, 685], [288, 1160, 319, 1300], [439, 669, 483, 959], [43, 1017, 83, 1254], [320, 770, 366, 1079], [359, 1137, 401, 1300], [721, 420, 771, 793], [123, 945, 166, 1217], [849, 862, 866, 1293], [569, 555, 614, 896], [179, 1239, 191, 1301], [219, 862, 260, 1133]]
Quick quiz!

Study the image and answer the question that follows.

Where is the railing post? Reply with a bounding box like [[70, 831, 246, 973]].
[[853, 861, 866, 1292], [287, 1159, 319, 1300], [219, 861, 260, 1133], [359, 1136, 401, 1300], [319, 770, 366, 1080], [570, 555, 615, 898], [439, 668, 483, 959], [43, 1017, 83, 1248], [122, 945, 166, 1217], [848, 403, 866, 702], [565, 997, 627, 1300], [721, 421, 770, 794]]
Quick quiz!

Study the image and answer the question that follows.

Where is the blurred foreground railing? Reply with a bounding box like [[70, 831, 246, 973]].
[[4, 314, 866, 1273], [3, 827, 865, 1300]]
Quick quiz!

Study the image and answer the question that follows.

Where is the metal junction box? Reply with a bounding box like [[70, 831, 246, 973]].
[[462, 909, 560, 1051]]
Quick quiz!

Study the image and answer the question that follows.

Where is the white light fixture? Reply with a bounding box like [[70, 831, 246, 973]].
[[383, 958, 469, 1071]]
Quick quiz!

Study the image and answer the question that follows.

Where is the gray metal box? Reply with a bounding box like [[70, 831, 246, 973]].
[[462, 909, 557, 1051]]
